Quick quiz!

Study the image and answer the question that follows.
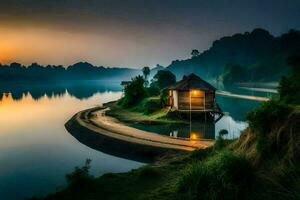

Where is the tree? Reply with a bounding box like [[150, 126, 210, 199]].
[[65, 159, 93, 187], [191, 49, 200, 58], [278, 54, 300, 104], [222, 63, 247, 85], [122, 75, 148, 107], [142, 66, 150, 86], [150, 70, 176, 94], [142, 66, 150, 80]]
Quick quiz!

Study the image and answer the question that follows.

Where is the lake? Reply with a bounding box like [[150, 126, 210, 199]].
[[0, 81, 269, 199]]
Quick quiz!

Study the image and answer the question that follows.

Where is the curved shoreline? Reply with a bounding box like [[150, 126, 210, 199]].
[[216, 90, 270, 101], [65, 107, 214, 162]]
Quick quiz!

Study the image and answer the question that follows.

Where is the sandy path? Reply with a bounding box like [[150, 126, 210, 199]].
[[216, 90, 270, 101], [76, 107, 214, 151]]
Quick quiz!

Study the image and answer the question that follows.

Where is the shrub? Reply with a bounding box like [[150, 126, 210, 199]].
[[137, 166, 161, 179], [121, 75, 148, 107], [159, 88, 169, 107], [247, 100, 291, 134], [65, 159, 94, 187], [278, 54, 300, 104], [190, 147, 213, 161], [247, 100, 292, 155], [177, 151, 253, 200], [147, 85, 160, 96], [141, 98, 162, 114]]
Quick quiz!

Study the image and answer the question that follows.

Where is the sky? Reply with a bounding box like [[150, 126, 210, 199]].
[[0, 0, 299, 68]]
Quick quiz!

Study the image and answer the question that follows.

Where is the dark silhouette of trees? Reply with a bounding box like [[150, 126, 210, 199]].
[[222, 64, 247, 85], [167, 28, 300, 82], [278, 54, 300, 104], [191, 49, 200, 58], [142, 66, 150, 80], [142, 66, 150, 86], [0, 62, 140, 82], [150, 70, 176, 92], [121, 75, 148, 107]]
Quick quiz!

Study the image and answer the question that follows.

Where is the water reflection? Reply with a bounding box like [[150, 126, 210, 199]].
[[0, 82, 265, 199], [132, 122, 216, 140], [0, 83, 143, 200], [0, 80, 122, 101], [129, 94, 254, 141]]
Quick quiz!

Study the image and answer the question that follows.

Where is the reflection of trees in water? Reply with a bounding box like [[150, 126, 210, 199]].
[[0, 81, 122, 101], [216, 96, 260, 121]]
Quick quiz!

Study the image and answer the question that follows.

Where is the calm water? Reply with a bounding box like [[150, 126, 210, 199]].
[[0, 81, 270, 199], [130, 95, 259, 140], [0, 81, 144, 200]]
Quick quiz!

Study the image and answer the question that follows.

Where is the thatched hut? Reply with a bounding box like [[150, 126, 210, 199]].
[[167, 73, 221, 113]]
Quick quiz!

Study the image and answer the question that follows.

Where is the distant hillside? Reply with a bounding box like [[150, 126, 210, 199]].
[[0, 62, 141, 82], [166, 28, 300, 83]]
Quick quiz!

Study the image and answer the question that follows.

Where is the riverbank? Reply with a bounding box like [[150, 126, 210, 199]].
[[40, 104, 300, 200], [104, 100, 190, 125], [216, 90, 270, 101], [65, 106, 214, 162], [40, 140, 236, 200]]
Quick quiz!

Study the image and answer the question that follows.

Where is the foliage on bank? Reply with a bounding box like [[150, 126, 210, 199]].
[[36, 55, 300, 200], [119, 69, 176, 110]]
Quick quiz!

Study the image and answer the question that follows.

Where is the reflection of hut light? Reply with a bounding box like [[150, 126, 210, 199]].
[[190, 133, 198, 140]]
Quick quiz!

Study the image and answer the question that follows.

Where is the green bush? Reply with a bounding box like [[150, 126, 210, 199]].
[[142, 98, 161, 114], [65, 159, 94, 187], [159, 88, 169, 107], [247, 100, 292, 155], [177, 151, 253, 200], [133, 97, 162, 114], [278, 54, 300, 104], [137, 166, 161, 179], [189, 147, 213, 162], [147, 85, 160, 96], [247, 100, 291, 135], [121, 75, 148, 107]]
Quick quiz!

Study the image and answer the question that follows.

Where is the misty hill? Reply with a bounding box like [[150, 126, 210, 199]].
[[166, 28, 300, 83], [0, 62, 140, 82]]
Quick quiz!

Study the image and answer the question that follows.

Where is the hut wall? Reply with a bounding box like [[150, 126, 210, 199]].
[[205, 91, 214, 109], [178, 91, 190, 110], [177, 90, 215, 110], [173, 90, 178, 109]]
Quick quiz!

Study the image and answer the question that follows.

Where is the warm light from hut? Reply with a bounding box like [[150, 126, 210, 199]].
[[192, 90, 198, 95], [190, 132, 205, 140]]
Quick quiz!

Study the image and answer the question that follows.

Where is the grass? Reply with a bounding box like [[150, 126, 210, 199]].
[[38, 142, 238, 200], [39, 102, 300, 200], [177, 151, 254, 200], [39, 152, 189, 200], [39, 85, 300, 200], [106, 97, 189, 125]]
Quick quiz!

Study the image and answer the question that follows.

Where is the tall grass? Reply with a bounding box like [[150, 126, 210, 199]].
[[177, 151, 254, 200]]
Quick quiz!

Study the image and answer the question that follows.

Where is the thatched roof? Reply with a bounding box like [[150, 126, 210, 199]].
[[168, 73, 216, 91]]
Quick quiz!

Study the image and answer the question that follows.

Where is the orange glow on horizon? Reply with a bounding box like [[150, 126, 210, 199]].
[[0, 43, 14, 64]]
